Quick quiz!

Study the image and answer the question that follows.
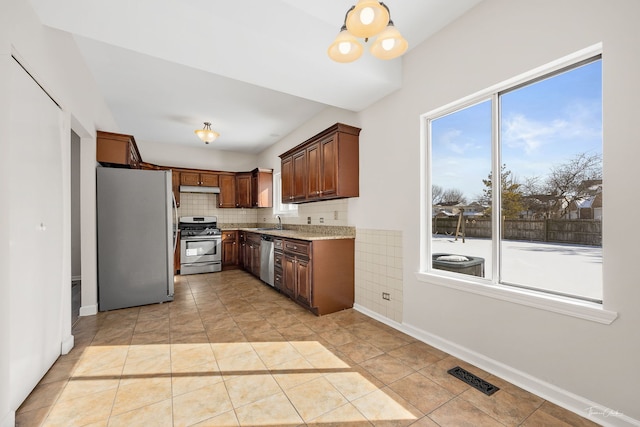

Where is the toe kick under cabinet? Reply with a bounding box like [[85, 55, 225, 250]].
[[280, 237, 355, 316]]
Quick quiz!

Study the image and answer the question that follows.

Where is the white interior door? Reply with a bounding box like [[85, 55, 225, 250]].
[[9, 59, 65, 409]]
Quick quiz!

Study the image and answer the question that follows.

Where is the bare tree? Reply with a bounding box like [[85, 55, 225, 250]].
[[432, 185, 444, 205], [441, 188, 467, 205], [432, 185, 467, 205], [544, 152, 602, 218]]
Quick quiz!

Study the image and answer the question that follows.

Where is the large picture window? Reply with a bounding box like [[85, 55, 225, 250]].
[[423, 54, 603, 303]]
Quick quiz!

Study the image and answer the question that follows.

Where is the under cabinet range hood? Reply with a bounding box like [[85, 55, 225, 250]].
[[179, 185, 220, 194]]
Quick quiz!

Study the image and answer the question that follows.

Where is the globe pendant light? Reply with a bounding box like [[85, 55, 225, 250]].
[[327, 27, 364, 63], [195, 122, 219, 144], [370, 22, 408, 60], [346, 0, 389, 39]]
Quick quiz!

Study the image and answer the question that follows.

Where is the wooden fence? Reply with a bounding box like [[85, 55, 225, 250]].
[[432, 217, 602, 246]]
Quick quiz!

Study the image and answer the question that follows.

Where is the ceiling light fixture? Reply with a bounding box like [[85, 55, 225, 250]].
[[328, 0, 408, 63], [195, 122, 219, 144]]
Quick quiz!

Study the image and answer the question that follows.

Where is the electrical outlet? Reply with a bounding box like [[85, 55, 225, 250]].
[[307, 216, 311, 224], [382, 292, 390, 300], [334, 211, 338, 220], [319, 217, 324, 223]]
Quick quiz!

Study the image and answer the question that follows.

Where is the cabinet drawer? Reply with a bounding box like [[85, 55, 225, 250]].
[[274, 238, 283, 251], [222, 231, 237, 241], [274, 251, 283, 269], [274, 271, 283, 289], [283, 239, 310, 257]]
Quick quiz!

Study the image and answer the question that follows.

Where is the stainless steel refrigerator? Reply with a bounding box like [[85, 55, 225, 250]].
[[97, 167, 175, 311]]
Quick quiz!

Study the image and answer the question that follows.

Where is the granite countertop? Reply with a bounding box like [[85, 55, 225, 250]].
[[220, 224, 355, 241]]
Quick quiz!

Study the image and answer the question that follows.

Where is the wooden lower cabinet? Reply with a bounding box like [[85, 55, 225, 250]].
[[221, 230, 239, 270], [237, 231, 354, 316], [242, 232, 261, 277], [281, 238, 354, 315]]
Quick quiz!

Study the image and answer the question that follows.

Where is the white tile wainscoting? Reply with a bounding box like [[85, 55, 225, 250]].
[[355, 229, 404, 323]]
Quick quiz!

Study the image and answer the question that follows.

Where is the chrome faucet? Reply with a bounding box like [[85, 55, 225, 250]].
[[276, 215, 282, 230]]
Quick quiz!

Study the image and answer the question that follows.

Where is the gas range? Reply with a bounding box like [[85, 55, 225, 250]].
[[178, 216, 221, 238], [178, 216, 222, 275]]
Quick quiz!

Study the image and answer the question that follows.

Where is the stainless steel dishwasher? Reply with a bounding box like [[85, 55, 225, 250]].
[[260, 235, 274, 286]]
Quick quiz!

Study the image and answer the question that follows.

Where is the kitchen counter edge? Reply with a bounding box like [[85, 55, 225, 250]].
[[226, 228, 355, 241]]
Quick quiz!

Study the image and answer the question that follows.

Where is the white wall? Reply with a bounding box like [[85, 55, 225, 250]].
[[0, 55, 14, 427], [1, 0, 117, 423], [256, 107, 359, 173], [349, 0, 640, 423], [137, 139, 259, 172]]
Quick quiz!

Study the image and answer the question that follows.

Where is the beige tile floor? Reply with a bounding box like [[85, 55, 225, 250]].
[[16, 270, 600, 427]]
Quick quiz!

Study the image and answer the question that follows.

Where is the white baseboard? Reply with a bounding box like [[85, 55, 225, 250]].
[[79, 304, 97, 316], [353, 304, 639, 427], [1, 410, 15, 427], [61, 334, 74, 355]]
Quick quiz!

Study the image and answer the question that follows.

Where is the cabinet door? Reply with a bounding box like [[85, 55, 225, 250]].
[[281, 156, 293, 203], [306, 142, 320, 199], [180, 172, 200, 186], [171, 170, 181, 207], [221, 239, 235, 267], [292, 150, 307, 201], [295, 257, 312, 307], [319, 135, 337, 197], [282, 255, 296, 298], [251, 170, 273, 208], [200, 173, 219, 187], [221, 231, 238, 267], [235, 173, 252, 208], [218, 174, 237, 208]]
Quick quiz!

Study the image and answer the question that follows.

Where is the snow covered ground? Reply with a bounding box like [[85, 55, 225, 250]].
[[431, 235, 602, 301]]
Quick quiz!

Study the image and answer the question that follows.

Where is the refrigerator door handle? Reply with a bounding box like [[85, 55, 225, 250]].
[[172, 192, 178, 253]]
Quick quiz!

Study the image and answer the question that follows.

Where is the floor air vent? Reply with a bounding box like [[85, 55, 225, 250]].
[[448, 366, 500, 396]]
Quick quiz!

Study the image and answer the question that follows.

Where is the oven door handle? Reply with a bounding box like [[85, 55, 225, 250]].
[[181, 235, 222, 241]]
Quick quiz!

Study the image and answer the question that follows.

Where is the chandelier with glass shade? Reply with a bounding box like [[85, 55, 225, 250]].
[[328, 0, 408, 63], [195, 122, 219, 144]]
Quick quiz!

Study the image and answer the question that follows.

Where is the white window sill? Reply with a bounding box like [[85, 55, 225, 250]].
[[415, 271, 617, 325]]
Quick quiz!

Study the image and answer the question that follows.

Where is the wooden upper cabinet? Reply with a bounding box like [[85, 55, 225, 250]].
[[218, 169, 273, 208], [200, 173, 219, 187], [180, 171, 199, 186], [292, 150, 307, 202], [279, 123, 360, 204], [218, 173, 236, 208], [180, 171, 219, 187], [235, 173, 252, 208], [281, 156, 293, 203], [96, 131, 142, 168], [252, 168, 273, 208]]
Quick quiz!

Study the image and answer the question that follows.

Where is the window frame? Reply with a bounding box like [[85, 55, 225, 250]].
[[272, 172, 298, 216], [417, 43, 617, 324]]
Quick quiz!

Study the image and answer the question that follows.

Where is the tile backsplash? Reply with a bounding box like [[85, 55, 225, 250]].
[[256, 198, 350, 227], [177, 193, 350, 229], [355, 229, 404, 323], [177, 193, 258, 224]]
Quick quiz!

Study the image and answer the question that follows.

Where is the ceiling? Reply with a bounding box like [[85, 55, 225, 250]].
[[28, 0, 481, 153]]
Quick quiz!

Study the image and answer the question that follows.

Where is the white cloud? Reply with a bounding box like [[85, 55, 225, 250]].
[[502, 114, 567, 154], [502, 101, 601, 155]]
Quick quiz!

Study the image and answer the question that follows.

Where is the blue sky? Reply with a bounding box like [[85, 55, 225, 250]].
[[431, 59, 602, 202]]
